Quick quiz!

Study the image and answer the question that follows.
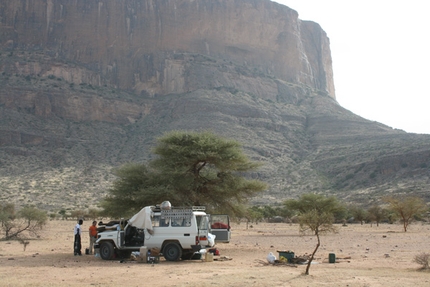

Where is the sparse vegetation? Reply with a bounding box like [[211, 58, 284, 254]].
[[0, 203, 48, 240], [70, 209, 85, 220], [413, 252, 430, 270]]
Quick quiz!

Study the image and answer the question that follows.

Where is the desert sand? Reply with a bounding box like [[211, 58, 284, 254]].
[[1, 220, 429, 287]]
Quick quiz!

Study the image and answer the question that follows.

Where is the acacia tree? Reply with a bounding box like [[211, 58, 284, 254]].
[[349, 206, 368, 225], [0, 204, 47, 240], [285, 194, 343, 275], [102, 131, 267, 217], [385, 196, 428, 232], [367, 205, 387, 227]]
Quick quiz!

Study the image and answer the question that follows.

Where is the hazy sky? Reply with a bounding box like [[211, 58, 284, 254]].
[[273, 1, 430, 134]]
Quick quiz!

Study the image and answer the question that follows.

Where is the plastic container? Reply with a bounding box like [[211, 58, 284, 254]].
[[139, 246, 148, 263], [278, 251, 294, 263], [329, 253, 336, 263], [205, 252, 214, 262]]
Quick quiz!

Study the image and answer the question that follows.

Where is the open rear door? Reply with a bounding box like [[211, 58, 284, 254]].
[[210, 214, 231, 243]]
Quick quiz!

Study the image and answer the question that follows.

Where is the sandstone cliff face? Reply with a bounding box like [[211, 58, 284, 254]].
[[0, 0, 335, 98]]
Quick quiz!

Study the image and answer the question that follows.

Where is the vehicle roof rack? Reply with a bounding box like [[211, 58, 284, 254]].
[[152, 205, 206, 212], [191, 206, 206, 211]]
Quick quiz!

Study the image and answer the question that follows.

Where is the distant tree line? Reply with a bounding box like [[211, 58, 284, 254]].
[[55, 208, 103, 221], [241, 195, 428, 232]]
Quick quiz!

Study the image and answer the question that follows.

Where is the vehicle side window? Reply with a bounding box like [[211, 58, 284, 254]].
[[171, 217, 191, 227], [152, 215, 170, 227], [197, 215, 209, 230], [152, 215, 160, 227], [160, 218, 170, 227]]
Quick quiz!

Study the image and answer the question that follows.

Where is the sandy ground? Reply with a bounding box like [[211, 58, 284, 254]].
[[0, 220, 429, 287]]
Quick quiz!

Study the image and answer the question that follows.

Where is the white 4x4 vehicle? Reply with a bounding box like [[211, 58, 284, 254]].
[[95, 203, 215, 261]]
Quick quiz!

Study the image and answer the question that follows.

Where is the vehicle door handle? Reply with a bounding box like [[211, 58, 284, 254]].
[[184, 234, 190, 236]]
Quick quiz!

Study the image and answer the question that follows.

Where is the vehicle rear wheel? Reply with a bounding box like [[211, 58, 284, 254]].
[[100, 242, 115, 260], [163, 242, 182, 261]]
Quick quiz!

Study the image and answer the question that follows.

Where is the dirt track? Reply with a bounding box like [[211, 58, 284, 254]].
[[1, 221, 429, 286]]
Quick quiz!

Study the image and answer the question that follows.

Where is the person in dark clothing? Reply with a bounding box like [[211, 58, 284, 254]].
[[74, 219, 83, 256]]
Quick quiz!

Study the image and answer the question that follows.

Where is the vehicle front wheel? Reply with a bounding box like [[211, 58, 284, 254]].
[[100, 241, 115, 260], [163, 242, 182, 261]]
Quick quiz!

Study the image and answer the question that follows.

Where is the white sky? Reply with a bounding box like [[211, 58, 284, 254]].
[[273, 0, 430, 134]]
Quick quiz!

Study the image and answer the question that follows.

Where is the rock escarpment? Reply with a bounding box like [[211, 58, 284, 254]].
[[0, 0, 334, 99]]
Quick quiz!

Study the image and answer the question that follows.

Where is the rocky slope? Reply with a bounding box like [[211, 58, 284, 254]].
[[0, 0, 429, 212]]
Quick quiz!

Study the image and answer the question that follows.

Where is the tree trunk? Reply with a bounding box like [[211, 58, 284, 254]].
[[403, 218, 408, 232], [305, 233, 320, 275]]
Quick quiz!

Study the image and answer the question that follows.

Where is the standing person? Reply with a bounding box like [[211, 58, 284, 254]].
[[88, 221, 98, 255], [74, 219, 83, 256]]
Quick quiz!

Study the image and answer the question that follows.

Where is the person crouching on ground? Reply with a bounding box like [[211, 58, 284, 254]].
[[74, 219, 83, 256], [89, 221, 98, 254]]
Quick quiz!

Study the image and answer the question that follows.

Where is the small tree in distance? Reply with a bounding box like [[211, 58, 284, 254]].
[[385, 196, 427, 232], [367, 205, 387, 227], [349, 206, 368, 225], [285, 194, 343, 275]]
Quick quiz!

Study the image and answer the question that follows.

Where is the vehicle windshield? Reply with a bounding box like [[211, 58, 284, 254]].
[[196, 215, 209, 231]]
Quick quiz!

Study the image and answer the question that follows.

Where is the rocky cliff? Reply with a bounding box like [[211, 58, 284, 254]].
[[0, 0, 429, 212], [0, 0, 334, 98]]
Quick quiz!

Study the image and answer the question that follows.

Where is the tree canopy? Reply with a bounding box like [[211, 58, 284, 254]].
[[349, 205, 368, 225], [367, 205, 387, 226], [101, 163, 158, 217], [102, 131, 267, 217]]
